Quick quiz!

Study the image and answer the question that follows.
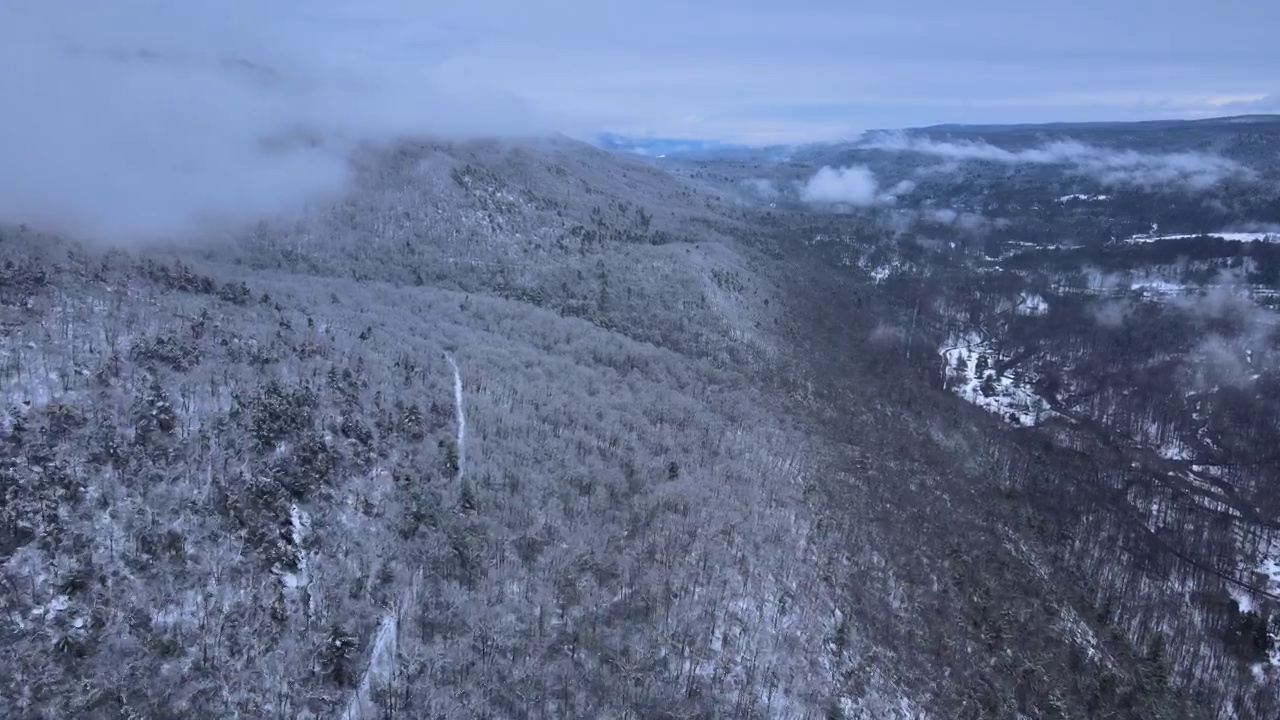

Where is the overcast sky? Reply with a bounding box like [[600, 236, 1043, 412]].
[[2, 0, 1277, 240], [431, 0, 1280, 142], [7, 1, 1277, 144]]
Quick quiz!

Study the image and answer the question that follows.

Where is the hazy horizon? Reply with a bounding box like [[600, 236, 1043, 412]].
[[3, 0, 1275, 241]]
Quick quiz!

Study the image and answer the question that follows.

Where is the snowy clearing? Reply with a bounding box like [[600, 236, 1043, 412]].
[[1015, 293, 1050, 316], [1229, 535, 1280, 674], [940, 333, 1054, 426]]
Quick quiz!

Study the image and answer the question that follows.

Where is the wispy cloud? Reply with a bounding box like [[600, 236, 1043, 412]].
[[865, 133, 1254, 190], [741, 178, 780, 199], [1172, 275, 1279, 348], [920, 208, 994, 233]]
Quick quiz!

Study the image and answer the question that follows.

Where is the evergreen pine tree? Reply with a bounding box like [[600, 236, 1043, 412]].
[[975, 353, 990, 377], [320, 623, 359, 688], [980, 373, 998, 398]]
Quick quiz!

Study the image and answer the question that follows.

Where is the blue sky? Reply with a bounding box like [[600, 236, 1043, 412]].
[[2, 0, 1276, 240]]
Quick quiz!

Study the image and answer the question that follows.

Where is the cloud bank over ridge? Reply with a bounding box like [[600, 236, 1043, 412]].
[[0, 0, 547, 243], [865, 133, 1253, 190]]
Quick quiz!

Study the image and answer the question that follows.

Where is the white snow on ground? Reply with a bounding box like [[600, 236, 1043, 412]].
[[341, 614, 398, 720], [1157, 439, 1193, 461], [1229, 583, 1257, 615], [1087, 267, 1274, 300], [1234, 536, 1280, 612], [1127, 231, 1280, 244], [940, 332, 1054, 426], [1142, 420, 1195, 460], [1059, 607, 1108, 663], [1016, 293, 1049, 316], [1159, 442, 1192, 461], [870, 265, 895, 284], [278, 503, 311, 606], [2, 355, 63, 414], [1130, 278, 1188, 297], [856, 258, 914, 284], [1229, 535, 1280, 675], [444, 353, 465, 480], [1164, 474, 1240, 518], [343, 356, 466, 720], [1057, 193, 1111, 202]]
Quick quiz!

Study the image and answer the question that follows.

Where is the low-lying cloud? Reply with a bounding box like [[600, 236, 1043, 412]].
[[920, 207, 995, 233], [865, 133, 1253, 191], [1171, 281, 1266, 322], [0, 1, 548, 243], [801, 166, 879, 205], [1090, 300, 1134, 328], [741, 178, 780, 199], [800, 165, 911, 206]]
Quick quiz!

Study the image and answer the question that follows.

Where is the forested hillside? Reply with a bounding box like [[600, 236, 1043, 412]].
[[0, 140, 863, 718], [3, 128, 1276, 719], [673, 115, 1280, 718]]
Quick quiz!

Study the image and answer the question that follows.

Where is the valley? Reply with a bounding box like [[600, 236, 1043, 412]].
[[666, 114, 1280, 716]]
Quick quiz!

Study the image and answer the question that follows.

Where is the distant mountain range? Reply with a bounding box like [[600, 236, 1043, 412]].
[[592, 133, 742, 158], [916, 113, 1280, 134], [596, 116, 1280, 160]]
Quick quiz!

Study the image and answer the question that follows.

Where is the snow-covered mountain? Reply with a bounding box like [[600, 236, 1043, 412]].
[[6, 118, 1280, 719]]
